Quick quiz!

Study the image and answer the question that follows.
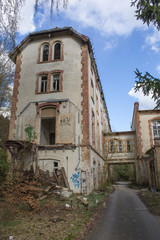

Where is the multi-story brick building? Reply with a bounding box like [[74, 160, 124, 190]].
[[7, 27, 111, 193]]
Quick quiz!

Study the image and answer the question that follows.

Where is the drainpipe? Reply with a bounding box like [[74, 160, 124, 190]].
[[75, 135, 80, 170]]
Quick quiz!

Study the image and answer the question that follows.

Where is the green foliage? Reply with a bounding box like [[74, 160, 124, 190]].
[[0, 115, 9, 149], [111, 164, 134, 182], [25, 124, 36, 142], [131, 0, 160, 30], [0, 148, 9, 182], [134, 68, 160, 108]]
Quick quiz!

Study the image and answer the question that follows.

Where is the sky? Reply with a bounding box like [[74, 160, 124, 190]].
[[15, 0, 160, 131]]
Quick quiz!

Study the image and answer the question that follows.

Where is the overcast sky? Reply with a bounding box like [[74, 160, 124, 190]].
[[16, 0, 160, 131]]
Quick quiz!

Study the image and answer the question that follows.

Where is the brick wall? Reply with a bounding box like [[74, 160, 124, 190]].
[[81, 44, 89, 145], [9, 53, 22, 139]]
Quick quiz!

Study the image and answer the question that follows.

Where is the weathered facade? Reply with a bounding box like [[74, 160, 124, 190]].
[[104, 102, 160, 189], [7, 27, 111, 193], [131, 102, 160, 189]]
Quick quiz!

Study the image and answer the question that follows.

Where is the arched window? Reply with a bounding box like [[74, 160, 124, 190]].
[[54, 42, 61, 60], [42, 44, 49, 61]]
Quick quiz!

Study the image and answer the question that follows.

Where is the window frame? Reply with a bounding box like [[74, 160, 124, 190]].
[[110, 141, 114, 152], [36, 70, 63, 94], [38, 40, 63, 63], [51, 73, 60, 92], [40, 75, 48, 93], [152, 120, 160, 139], [118, 141, 123, 152], [126, 141, 131, 152]]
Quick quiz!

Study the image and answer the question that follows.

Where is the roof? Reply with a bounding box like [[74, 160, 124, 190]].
[[9, 27, 89, 63]]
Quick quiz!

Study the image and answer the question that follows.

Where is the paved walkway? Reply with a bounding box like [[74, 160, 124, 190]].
[[86, 183, 160, 240]]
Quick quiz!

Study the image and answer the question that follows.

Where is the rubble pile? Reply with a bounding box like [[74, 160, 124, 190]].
[[0, 167, 70, 212]]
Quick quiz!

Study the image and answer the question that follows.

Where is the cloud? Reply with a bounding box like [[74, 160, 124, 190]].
[[145, 29, 160, 53], [128, 87, 156, 109], [17, 0, 144, 37], [104, 39, 118, 50], [64, 0, 144, 36], [18, 0, 36, 35], [156, 65, 160, 74]]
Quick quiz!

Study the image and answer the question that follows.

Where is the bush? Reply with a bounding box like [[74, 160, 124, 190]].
[[0, 148, 9, 183]]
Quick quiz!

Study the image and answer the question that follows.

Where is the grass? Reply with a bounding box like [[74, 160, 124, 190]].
[[0, 184, 112, 240]]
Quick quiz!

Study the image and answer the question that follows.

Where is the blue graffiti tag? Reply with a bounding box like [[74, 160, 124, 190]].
[[70, 172, 81, 188]]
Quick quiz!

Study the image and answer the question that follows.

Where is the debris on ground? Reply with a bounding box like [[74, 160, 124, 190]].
[[0, 167, 72, 212], [137, 189, 160, 216]]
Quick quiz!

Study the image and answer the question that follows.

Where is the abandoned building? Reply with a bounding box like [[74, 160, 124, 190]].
[[6, 27, 160, 192], [6, 27, 111, 194], [104, 102, 160, 190]]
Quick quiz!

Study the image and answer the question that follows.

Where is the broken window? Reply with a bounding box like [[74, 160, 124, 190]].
[[40, 75, 48, 93], [54, 42, 61, 60], [153, 121, 160, 139], [40, 108, 56, 145], [54, 161, 59, 170], [127, 141, 131, 151], [52, 73, 60, 91], [42, 44, 49, 61]]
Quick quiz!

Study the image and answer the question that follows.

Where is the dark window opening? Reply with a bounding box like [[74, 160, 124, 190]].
[[42, 44, 49, 61], [127, 141, 131, 151], [54, 43, 61, 60], [54, 162, 58, 169], [50, 133, 55, 145], [40, 118, 56, 145]]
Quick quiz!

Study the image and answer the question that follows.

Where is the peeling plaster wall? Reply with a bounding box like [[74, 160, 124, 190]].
[[105, 132, 136, 163]]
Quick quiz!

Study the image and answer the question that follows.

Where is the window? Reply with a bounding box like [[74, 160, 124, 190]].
[[127, 141, 131, 151], [42, 44, 49, 61], [54, 42, 61, 60], [92, 111, 95, 144], [40, 75, 48, 92], [153, 121, 160, 139], [110, 141, 114, 152], [52, 73, 60, 91], [118, 141, 122, 152], [53, 161, 59, 170], [91, 79, 94, 103]]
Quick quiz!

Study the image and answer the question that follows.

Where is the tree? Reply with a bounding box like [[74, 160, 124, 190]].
[[35, 0, 69, 15], [134, 69, 160, 108], [0, 51, 14, 111], [131, 1, 160, 107], [131, 0, 160, 30], [0, 0, 69, 111], [0, 0, 25, 51]]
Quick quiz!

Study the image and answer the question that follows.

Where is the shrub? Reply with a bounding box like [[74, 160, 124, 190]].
[[0, 148, 9, 183]]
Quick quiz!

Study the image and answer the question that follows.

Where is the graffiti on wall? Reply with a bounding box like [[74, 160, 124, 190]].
[[70, 171, 81, 188], [59, 117, 71, 127]]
